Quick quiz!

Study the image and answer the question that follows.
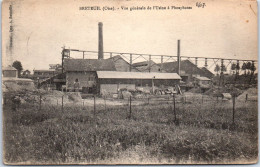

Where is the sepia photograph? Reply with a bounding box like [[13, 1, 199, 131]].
[[1, 0, 258, 165]]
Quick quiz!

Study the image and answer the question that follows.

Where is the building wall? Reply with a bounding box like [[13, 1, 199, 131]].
[[99, 78, 179, 86], [66, 71, 97, 89], [100, 84, 135, 94], [3, 70, 17, 78], [98, 78, 180, 94]]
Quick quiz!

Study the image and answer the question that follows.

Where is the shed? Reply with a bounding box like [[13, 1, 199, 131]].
[[2, 66, 18, 78], [194, 76, 211, 88], [96, 71, 181, 94]]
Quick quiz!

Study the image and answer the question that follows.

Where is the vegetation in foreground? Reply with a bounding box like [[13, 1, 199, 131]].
[[3, 99, 258, 164]]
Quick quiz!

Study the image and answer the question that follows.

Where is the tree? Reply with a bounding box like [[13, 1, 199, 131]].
[[214, 64, 220, 75], [246, 62, 252, 75], [249, 62, 256, 84], [221, 64, 227, 73], [234, 62, 240, 82], [12, 60, 23, 77], [242, 62, 247, 75], [231, 63, 236, 70], [236, 62, 240, 73], [250, 62, 256, 73]]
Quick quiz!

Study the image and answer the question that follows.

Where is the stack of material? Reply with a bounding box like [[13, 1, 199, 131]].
[[237, 88, 257, 101]]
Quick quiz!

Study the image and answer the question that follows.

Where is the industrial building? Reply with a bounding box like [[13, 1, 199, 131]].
[[97, 71, 181, 95], [62, 58, 181, 94]]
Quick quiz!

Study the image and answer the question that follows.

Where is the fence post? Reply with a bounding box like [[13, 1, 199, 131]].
[[148, 97, 150, 104], [39, 95, 42, 110], [232, 96, 236, 124], [104, 97, 107, 111], [61, 95, 64, 112], [245, 94, 248, 102], [94, 96, 96, 116], [173, 95, 176, 121], [129, 96, 132, 119]]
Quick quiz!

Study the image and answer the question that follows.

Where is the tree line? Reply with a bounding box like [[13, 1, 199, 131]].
[[214, 62, 256, 76]]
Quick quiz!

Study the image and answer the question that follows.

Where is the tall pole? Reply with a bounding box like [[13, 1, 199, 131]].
[[161, 56, 163, 72], [177, 40, 181, 75], [98, 22, 104, 59], [61, 47, 64, 73], [129, 96, 132, 119], [152, 77, 155, 94], [148, 55, 151, 72], [130, 54, 132, 72]]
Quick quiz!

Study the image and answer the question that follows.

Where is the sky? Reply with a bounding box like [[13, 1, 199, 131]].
[[2, 0, 258, 72]]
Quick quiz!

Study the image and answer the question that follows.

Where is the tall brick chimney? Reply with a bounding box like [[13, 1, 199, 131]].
[[98, 22, 104, 59], [177, 40, 181, 75]]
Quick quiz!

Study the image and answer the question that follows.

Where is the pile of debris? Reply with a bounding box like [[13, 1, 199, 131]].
[[237, 88, 257, 101], [204, 86, 243, 97]]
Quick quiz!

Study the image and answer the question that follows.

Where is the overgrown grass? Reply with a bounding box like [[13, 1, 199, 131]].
[[3, 98, 258, 164]]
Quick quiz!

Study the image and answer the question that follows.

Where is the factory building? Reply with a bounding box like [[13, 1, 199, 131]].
[[63, 58, 181, 94], [97, 71, 181, 95]]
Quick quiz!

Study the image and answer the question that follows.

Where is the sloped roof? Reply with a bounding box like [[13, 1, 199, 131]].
[[201, 67, 214, 77], [108, 55, 141, 72], [108, 55, 127, 62], [64, 59, 116, 72], [96, 71, 181, 80], [159, 60, 193, 73], [159, 60, 214, 78], [2, 66, 17, 71]]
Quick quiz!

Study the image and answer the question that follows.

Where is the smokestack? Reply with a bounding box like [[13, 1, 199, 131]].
[[98, 22, 104, 59], [177, 40, 181, 75]]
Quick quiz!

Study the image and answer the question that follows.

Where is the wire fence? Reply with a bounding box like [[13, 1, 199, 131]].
[[3, 92, 256, 125]]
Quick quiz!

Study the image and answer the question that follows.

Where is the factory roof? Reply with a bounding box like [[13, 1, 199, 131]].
[[2, 66, 17, 71], [64, 59, 116, 72], [96, 71, 181, 80]]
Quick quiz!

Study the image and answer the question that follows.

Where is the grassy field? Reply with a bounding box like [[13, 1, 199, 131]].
[[3, 97, 258, 164]]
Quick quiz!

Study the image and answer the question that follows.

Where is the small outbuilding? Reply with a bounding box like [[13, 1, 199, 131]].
[[194, 76, 211, 88], [2, 66, 18, 78]]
